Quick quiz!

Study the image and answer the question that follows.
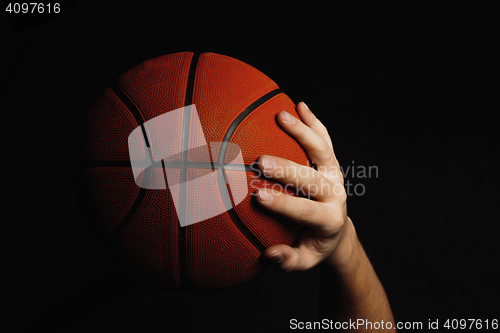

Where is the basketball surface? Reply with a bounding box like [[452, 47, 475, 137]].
[[73, 52, 310, 291]]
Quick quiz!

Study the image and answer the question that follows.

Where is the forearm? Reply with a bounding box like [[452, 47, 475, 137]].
[[319, 218, 395, 332]]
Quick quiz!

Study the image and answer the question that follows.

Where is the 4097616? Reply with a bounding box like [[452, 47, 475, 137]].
[[5, 2, 60, 14], [443, 319, 498, 330]]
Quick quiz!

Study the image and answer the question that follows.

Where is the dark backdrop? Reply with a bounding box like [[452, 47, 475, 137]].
[[2, 3, 499, 332]]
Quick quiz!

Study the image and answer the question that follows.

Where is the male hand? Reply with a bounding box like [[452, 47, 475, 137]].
[[256, 102, 355, 272]]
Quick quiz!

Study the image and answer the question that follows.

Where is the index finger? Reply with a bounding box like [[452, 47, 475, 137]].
[[296, 102, 334, 153], [277, 105, 339, 173]]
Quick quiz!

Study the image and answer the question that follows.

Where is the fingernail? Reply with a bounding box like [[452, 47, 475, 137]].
[[269, 252, 284, 263], [281, 110, 296, 124], [258, 188, 274, 202], [261, 156, 276, 172], [301, 101, 309, 111]]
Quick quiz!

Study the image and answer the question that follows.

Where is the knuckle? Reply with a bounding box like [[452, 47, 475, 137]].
[[321, 172, 345, 199], [280, 260, 295, 273], [334, 207, 346, 226], [337, 187, 347, 203], [337, 204, 348, 223], [329, 168, 345, 189], [338, 171, 345, 184], [322, 154, 337, 169], [316, 138, 331, 155], [279, 252, 297, 273], [297, 199, 316, 223], [310, 140, 334, 164], [324, 209, 345, 235], [317, 121, 329, 136]]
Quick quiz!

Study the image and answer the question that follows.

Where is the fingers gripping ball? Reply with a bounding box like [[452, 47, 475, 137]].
[[73, 52, 309, 291]]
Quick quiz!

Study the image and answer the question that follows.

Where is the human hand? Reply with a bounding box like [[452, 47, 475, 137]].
[[256, 102, 355, 272], [256, 103, 395, 329]]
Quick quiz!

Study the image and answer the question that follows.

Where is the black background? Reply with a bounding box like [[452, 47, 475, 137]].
[[2, 2, 499, 332]]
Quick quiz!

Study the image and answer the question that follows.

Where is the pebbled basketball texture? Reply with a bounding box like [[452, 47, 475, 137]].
[[74, 52, 310, 291]]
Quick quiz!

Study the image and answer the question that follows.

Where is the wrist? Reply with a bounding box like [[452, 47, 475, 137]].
[[322, 217, 361, 272]]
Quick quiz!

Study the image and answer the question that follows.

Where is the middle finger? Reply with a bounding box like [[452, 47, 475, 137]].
[[257, 155, 344, 202], [277, 110, 339, 171]]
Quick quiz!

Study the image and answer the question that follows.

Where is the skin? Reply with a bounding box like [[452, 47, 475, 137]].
[[256, 102, 395, 332]]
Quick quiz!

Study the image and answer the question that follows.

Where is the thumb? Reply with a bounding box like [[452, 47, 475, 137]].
[[263, 244, 317, 272]]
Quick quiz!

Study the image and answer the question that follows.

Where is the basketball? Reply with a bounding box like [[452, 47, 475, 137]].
[[73, 52, 310, 291]]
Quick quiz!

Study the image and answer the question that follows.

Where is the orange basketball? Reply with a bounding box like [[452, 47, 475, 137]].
[[73, 52, 309, 291]]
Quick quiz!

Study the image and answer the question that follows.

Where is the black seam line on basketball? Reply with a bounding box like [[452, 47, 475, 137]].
[[104, 84, 153, 242], [161, 159, 168, 187], [141, 125, 150, 147], [215, 89, 282, 168], [178, 52, 200, 291], [110, 83, 150, 148], [216, 89, 282, 254], [179, 52, 200, 222]]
